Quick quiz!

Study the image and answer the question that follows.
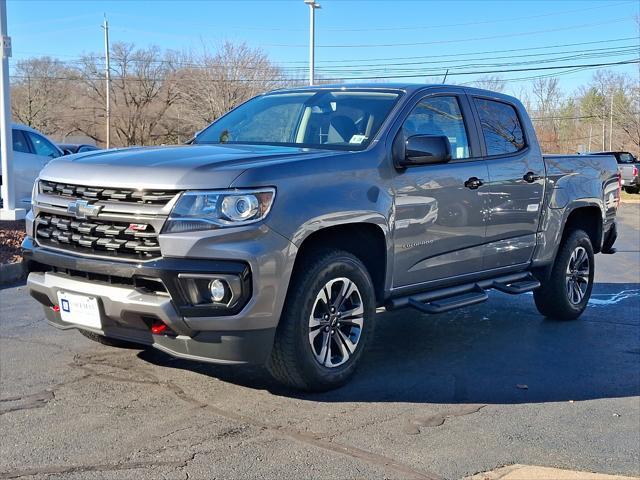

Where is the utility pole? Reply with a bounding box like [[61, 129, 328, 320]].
[[0, 0, 24, 220], [102, 14, 111, 149], [304, 0, 321, 86], [609, 93, 614, 151], [602, 102, 606, 151]]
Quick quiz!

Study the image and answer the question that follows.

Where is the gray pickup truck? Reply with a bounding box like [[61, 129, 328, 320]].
[[23, 84, 620, 391], [590, 151, 639, 194]]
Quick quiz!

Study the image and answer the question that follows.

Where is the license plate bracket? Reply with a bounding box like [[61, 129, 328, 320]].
[[56, 291, 101, 329]]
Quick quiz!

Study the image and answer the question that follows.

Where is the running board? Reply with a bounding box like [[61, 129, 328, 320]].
[[387, 271, 541, 314], [491, 277, 540, 294], [408, 285, 488, 314]]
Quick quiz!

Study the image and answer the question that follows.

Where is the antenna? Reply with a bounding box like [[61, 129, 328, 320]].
[[442, 69, 449, 84]]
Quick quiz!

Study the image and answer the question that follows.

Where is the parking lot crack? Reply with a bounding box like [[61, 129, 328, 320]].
[[0, 390, 54, 415], [403, 404, 487, 435], [65, 354, 442, 480], [0, 459, 192, 479]]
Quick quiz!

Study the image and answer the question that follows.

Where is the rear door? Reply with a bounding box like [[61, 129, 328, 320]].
[[470, 96, 545, 269], [390, 91, 489, 288]]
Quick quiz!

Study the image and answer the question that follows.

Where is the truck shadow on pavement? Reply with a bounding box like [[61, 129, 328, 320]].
[[138, 282, 640, 404]]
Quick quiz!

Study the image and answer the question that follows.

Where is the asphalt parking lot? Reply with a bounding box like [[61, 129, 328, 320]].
[[1, 204, 638, 480]]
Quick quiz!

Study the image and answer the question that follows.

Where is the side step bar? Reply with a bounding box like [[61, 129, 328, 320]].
[[388, 272, 541, 314], [408, 285, 488, 314]]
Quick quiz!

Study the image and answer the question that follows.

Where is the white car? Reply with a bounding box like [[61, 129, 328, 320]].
[[2, 124, 64, 207]]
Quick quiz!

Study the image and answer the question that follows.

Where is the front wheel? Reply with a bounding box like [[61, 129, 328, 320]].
[[534, 229, 594, 320], [267, 249, 375, 391]]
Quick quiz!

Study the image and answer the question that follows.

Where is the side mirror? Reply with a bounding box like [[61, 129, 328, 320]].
[[400, 135, 451, 167]]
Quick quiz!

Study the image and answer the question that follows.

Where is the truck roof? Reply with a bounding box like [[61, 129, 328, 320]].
[[271, 83, 521, 103]]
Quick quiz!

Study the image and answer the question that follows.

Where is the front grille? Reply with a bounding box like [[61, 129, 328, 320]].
[[36, 213, 161, 259], [39, 180, 178, 205]]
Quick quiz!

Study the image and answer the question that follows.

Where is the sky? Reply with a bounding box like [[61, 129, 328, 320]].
[[5, 0, 640, 94]]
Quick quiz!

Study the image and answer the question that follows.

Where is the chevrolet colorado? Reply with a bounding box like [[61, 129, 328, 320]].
[[23, 84, 620, 391]]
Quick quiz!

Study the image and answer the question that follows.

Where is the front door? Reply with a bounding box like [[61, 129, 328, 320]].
[[471, 97, 545, 269], [391, 93, 489, 288]]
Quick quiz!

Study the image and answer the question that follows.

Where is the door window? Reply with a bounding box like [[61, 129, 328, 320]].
[[12, 129, 31, 153], [474, 98, 525, 156], [25, 132, 61, 158], [403, 96, 470, 159]]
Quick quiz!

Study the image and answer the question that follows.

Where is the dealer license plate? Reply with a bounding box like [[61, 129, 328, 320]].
[[56, 291, 101, 329]]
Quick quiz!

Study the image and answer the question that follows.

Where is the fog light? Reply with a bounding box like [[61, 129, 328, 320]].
[[209, 279, 227, 302]]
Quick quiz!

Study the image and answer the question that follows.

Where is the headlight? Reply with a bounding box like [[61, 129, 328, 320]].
[[31, 179, 39, 205], [163, 188, 275, 233]]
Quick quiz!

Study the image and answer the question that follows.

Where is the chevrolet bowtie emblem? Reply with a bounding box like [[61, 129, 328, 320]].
[[67, 199, 102, 219]]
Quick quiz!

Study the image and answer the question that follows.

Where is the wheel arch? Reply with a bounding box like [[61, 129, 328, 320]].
[[290, 222, 389, 305], [560, 203, 604, 254], [532, 201, 605, 282]]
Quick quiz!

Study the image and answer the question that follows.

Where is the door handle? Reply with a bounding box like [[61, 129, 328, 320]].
[[523, 171, 541, 183], [464, 177, 484, 190]]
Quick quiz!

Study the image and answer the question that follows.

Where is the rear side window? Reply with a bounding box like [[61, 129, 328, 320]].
[[12, 129, 31, 153], [474, 98, 525, 156]]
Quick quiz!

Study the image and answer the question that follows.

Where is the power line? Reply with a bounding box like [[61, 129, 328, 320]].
[[12, 44, 637, 76], [265, 18, 632, 48], [13, 36, 639, 68], [54, 17, 632, 50], [286, 37, 640, 66], [10, 58, 639, 83]]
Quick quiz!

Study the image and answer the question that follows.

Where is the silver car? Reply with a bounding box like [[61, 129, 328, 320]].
[[2, 124, 64, 207]]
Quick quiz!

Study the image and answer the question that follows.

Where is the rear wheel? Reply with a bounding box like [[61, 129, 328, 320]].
[[267, 249, 375, 391], [624, 186, 639, 194], [534, 229, 594, 320]]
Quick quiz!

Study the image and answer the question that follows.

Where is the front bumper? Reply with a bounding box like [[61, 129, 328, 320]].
[[23, 227, 296, 364]]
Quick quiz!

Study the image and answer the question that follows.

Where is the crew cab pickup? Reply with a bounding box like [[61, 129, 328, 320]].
[[23, 84, 620, 391]]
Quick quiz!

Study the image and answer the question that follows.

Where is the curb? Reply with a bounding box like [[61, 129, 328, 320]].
[[0, 260, 26, 286], [465, 464, 638, 480]]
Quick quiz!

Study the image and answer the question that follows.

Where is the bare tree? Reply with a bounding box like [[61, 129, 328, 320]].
[[72, 43, 181, 146], [11, 57, 73, 135], [472, 75, 506, 92], [531, 77, 562, 151], [175, 42, 289, 136]]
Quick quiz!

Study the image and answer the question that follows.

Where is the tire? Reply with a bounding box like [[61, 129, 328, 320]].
[[267, 249, 376, 392], [534, 229, 594, 320], [78, 329, 142, 349], [624, 186, 639, 194]]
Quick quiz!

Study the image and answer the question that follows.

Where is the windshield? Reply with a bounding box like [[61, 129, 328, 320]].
[[194, 89, 402, 150]]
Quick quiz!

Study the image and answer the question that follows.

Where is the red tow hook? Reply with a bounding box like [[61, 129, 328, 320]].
[[150, 320, 173, 335], [51, 305, 60, 312]]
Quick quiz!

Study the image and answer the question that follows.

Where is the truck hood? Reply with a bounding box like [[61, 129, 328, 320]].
[[39, 144, 334, 189]]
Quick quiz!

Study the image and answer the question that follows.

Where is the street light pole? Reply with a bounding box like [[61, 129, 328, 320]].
[[102, 14, 111, 149], [0, 0, 24, 220], [304, 0, 321, 86]]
